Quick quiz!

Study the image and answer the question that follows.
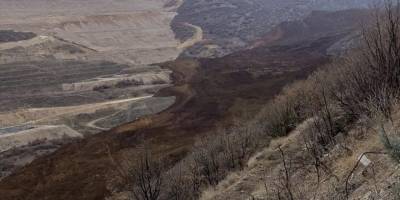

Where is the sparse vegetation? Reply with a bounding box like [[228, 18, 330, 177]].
[[379, 123, 400, 162], [129, 150, 163, 200], [116, 2, 400, 199], [5, 1, 400, 200]]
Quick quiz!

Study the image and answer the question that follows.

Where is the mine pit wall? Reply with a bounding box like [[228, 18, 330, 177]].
[[0, 0, 191, 180], [61, 71, 172, 92], [0, 0, 188, 112], [0, 125, 82, 153], [0, 0, 185, 65]]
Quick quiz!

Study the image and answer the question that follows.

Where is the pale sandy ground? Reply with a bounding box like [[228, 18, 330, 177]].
[[0, 96, 153, 127], [86, 114, 114, 131], [178, 23, 204, 50], [0, 1, 198, 126], [0, 0, 196, 65], [62, 71, 172, 92], [0, 96, 153, 153], [0, 0, 205, 171], [0, 35, 55, 50], [0, 125, 82, 152]]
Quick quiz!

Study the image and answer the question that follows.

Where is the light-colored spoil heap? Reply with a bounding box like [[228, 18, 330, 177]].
[[0, 125, 82, 153], [0, 0, 184, 65]]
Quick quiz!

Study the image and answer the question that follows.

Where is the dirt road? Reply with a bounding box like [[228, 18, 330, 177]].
[[177, 23, 203, 50], [0, 95, 153, 128]]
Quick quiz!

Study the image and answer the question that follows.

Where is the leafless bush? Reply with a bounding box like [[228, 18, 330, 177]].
[[310, 76, 342, 144], [113, 4, 400, 199], [191, 134, 225, 186], [375, 118, 400, 162], [265, 146, 315, 200], [275, 146, 295, 200], [302, 119, 340, 190], [157, 120, 266, 198], [328, 2, 400, 121], [220, 123, 263, 170], [259, 83, 312, 137], [163, 163, 197, 200], [128, 149, 163, 200]]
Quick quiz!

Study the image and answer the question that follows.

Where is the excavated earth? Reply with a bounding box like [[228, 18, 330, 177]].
[[0, 9, 371, 200], [0, 0, 187, 181], [0, 0, 183, 64]]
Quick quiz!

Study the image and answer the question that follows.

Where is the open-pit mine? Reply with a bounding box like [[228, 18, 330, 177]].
[[0, 0, 201, 178], [0, 0, 386, 199]]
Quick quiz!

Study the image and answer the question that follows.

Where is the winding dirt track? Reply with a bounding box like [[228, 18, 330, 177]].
[[177, 23, 203, 50], [85, 113, 114, 130], [0, 95, 153, 128], [0, 35, 54, 50]]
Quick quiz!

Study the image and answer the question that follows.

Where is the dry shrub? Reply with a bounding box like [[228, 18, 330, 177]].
[[163, 162, 199, 200], [262, 3, 400, 199], [128, 149, 163, 200], [115, 3, 400, 199], [191, 134, 226, 186], [189, 122, 264, 186], [328, 3, 400, 121], [374, 106, 400, 163], [157, 121, 266, 199], [259, 80, 314, 137], [258, 65, 346, 140]]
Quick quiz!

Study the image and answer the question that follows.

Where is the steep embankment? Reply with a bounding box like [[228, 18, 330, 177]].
[[0, 9, 368, 200], [199, 116, 399, 200]]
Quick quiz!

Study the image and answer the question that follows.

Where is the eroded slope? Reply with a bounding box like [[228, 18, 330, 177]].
[[0, 9, 367, 200]]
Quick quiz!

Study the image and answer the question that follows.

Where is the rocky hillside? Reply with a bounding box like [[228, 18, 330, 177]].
[[173, 0, 380, 57], [195, 5, 400, 200], [200, 115, 400, 200]]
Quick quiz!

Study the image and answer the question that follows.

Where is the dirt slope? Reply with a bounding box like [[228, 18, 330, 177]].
[[201, 113, 400, 200], [0, 9, 367, 200]]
